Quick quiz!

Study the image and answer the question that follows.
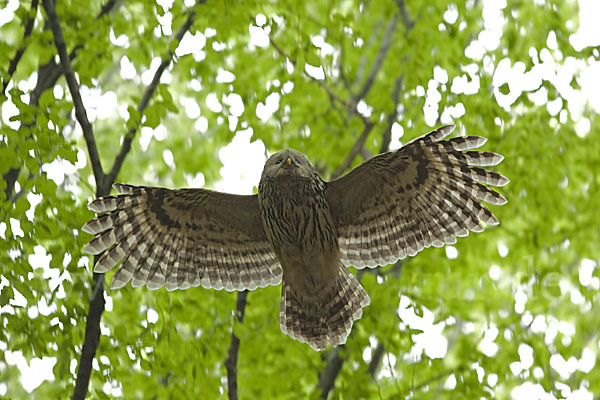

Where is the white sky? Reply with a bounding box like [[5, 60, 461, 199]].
[[0, 0, 599, 397]]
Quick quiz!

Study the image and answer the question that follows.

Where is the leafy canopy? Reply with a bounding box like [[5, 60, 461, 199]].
[[0, 0, 598, 399]]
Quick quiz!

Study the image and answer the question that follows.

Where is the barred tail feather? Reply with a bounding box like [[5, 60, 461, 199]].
[[280, 267, 370, 350]]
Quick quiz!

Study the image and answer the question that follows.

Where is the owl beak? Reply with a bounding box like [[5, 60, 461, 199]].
[[280, 154, 295, 170]]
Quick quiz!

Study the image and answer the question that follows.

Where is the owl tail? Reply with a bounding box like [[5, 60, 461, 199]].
[[280, 267, 370, 350]]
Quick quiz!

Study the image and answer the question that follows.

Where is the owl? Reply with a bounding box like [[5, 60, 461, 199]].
[[83, 125, 508, 350]]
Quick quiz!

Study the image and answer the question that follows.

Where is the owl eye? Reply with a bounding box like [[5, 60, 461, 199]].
[[275, 159, 283, 164]]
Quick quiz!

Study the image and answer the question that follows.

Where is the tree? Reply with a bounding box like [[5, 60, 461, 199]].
[[1, 0, 598, 398]]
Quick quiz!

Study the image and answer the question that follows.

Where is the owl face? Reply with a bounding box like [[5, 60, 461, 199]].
[[262, 149, 315, 179]]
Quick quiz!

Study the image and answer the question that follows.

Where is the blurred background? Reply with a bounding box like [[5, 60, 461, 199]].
[[1, 0, 599, 398]]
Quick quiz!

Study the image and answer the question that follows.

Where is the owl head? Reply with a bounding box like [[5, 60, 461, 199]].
[[261, 149, 316, 179]]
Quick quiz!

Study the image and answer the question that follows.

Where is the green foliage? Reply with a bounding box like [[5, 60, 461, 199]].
[[1, 0, 599, 398]]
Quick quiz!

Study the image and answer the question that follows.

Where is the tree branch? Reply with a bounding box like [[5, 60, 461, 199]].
[[315, 270, 367, 399], [2, 0, 120, 201], [338, 45, 352, 95], [354, 14, 399, 102], [268, 35, 288, 61], [2, 0, 40, 201], [375, 0, 414, 155], [269, 35, 358, 112], [72, 273, 106, 400], [69, 4, 201, 399], [334, 5, 412, 177], [3, 0, 118, 200], [42, 0, 104, 187], [64, 0, 120, 72], [317, 346, 345, 399], [3, 168, 20, 203], [4, 57, 65, 201], [394, 0, 415, 34], [269, 35, 375, 178], [97, 0, 118, 20], [379, 76, 404, 153], [367, 343, 385, 379], [106, 1, 202, 184], [330, 119, 374, 179], [1, 0, 39, 96], [225, 290, 248, 400], [353, 17, 383, 90], [41, 3, 110, 400], [412, 366, 466, 392]]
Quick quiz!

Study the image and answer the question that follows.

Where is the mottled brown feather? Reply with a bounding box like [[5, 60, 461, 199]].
[[83, 184, 282, 291], [326, 125, 509, 268]]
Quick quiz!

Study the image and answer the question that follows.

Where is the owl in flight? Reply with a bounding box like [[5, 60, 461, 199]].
[[83, 125, 508, 350]]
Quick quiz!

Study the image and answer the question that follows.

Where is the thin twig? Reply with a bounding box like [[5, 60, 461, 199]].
[[1, 0, 39, 96], [106, 1, 202, 184], [412, 366, 466, 392], [7, 172, 34, 204], [269, 35, 374, 172], [354, 17, 383, 90], [379, 76, 404, 153], [354, 14, 399, 102], [337, 7, 410, 176], [367, 343, 386, 379], [42, 0, 104, 187], [331, 119, 374, 179], [65, 0, 120, 62], [225, 291, 248, 400], [97, 0, 118, 20], [338, 45, 352, 95], [149, 372, 173, 400], [377, 0, 414, 155], [269, 35, 351, 109], [268, 35, 288, 60], [394, 0, 415, 34], [314, 79, 350, 108]]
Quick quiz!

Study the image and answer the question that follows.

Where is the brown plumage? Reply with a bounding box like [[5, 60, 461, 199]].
[[82, 125, 508, 350]]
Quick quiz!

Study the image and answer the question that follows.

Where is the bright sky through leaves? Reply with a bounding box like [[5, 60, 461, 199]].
[[1, 0, 599, 398]]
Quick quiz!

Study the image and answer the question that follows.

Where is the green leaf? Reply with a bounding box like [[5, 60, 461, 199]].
[[1, 1, 598, 398]]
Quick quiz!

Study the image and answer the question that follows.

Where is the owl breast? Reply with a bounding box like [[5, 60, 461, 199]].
[[258, 173, 340, 291], [259, 174, 337, 250]]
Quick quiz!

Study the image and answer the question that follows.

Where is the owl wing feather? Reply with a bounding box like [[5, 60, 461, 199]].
[[82, 183, 282, 291], [325, 125, 509, 268]]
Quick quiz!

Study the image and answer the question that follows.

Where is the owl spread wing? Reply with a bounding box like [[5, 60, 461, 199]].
[[83, 184, 282, 291], [325, 125, 509, 268]]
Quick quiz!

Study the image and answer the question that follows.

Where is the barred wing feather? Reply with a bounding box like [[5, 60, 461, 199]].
[[325, 125, 509, 268], [83, 184, 282, 291]]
